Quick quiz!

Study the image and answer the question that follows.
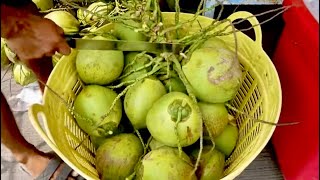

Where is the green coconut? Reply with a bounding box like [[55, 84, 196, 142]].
[[182, 38, 242, 103], [113, 20, 151, 51], [95, 133, 144, 180], [136, 147, 197, 180], [198, 102, 229, 138], [121, 52, 151, 83], [190, 146, 225, 180], [73, 85, 122, 137], [113, 20, 147, 42], [76, 35, 124, 85], [214, 124, 239, 157], [44, 11, 80, 35], [146, 92, 201, 147], [149, 138, 167, 150], [124, 77, 167, 129], [163, 77, 187, 93]]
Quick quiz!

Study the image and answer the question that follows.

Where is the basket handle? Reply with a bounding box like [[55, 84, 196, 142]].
[[28, 104, 90, 179], [226, 11, 263, 46], [28, 103, 58, 149]]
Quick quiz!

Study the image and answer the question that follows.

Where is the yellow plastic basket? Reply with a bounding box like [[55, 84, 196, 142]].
[[28, 11, 282, 180]]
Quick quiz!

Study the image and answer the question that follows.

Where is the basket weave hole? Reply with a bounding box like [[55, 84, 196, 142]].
[[64, 111, 95, 151], [65, 131, 96, 167], [66, 135, 98, 176], [225, 123, 261, 171], [225, 68, 263, 169], [63, 101, 97, 164], [235, 71, 260, 124], [73, 152, 99, 177], [72, 80, 83, 96], [236, 88, 262, 143]]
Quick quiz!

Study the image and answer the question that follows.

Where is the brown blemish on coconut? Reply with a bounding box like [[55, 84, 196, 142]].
[[208, 66, 215, 73], [207, 56, 241, 85], [217, 58, 228, 65], [187, 126, 193, 140], [196, 162, 204, 177]]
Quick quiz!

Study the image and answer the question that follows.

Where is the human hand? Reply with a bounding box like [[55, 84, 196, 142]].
[[1, 4, 72, 88], [1, 5, 71, 67]]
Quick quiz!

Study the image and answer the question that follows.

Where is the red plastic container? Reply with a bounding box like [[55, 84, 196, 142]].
[[271, 0, 319, 179]]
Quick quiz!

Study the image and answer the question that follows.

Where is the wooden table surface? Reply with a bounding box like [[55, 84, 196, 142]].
[[236, 143, 284, 179]]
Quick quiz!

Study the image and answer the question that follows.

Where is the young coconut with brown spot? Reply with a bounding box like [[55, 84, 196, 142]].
[[182, 38, 242, 103]]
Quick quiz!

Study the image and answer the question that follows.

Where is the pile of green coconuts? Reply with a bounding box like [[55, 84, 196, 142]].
[[1, 0, 245, 179]]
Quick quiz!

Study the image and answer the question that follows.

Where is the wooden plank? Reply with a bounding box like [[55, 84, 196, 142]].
[[236, 142, 284, 179]]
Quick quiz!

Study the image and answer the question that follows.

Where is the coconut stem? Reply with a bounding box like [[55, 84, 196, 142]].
[[174, 107, 183, 157], [203, 121, 215, 147], [177, 13, 239, 47], [169, 54, 196, 101], [107, 79, 136, 89], [225, 103, 300, 126], [165, 57, 171, 79], [174, 0, 180, 38], [197, 0, 205, 15], [145, 0, 152, 11], [159, 0, 218, 37], [145, 136, 153, 151], [204, 6, 291, 40], [154, 0, 162, 24], [135, 129, 146, 154], [215, 3, 224, 20], [97, 82, 136, 127], [123, 51, 149, 72], [97, 63, 166, 127], [118, 55, 160, 81], [168, 54, 203, 177], [177, 5, 290, 51]]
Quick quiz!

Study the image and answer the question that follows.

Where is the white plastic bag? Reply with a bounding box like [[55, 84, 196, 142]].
[[8, 82, 42, 112]]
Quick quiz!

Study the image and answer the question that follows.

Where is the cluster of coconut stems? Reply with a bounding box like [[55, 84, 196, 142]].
[[5, 0, 299, 178]]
